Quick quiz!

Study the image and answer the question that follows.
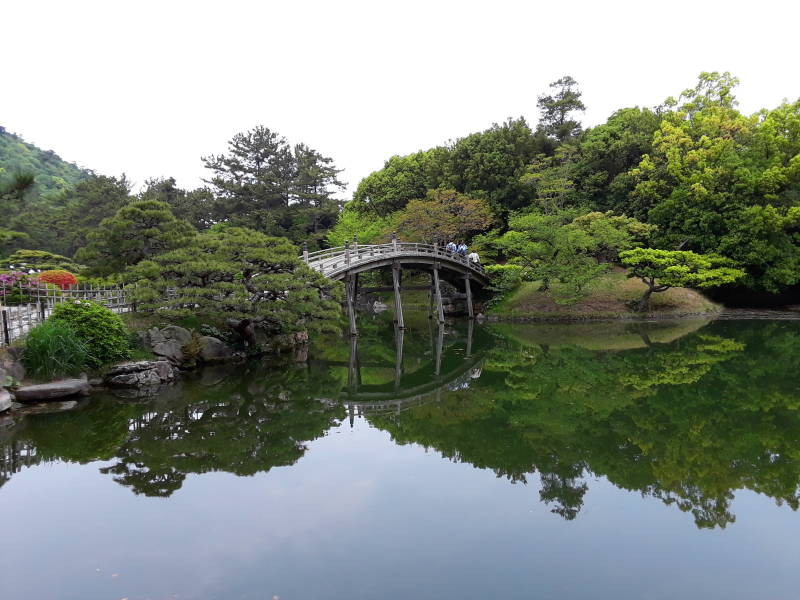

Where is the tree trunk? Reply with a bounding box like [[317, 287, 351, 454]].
[[230, 318, 257, 347], [635, 286, 654, 312]]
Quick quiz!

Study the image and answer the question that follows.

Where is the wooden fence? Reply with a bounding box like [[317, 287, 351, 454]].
[[0, 283, 134, 347]]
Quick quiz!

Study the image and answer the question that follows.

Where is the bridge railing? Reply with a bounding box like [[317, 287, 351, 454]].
[[301, 242, 485, 276]]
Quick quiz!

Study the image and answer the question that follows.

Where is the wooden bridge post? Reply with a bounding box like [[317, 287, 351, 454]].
[[346, 274, 358, 337], [352, 234, 358, 257], [464, 274, 474, 319], [394, 326, 404, 390], [345, 241, 351, 267], [392, 231, 398, 253], [435, 324, 444, 376], [302, 242, 309, 264], [392, 263, 405, 329], [347, 334, 359, 392], [466, 318, 474, 358], [433, 265, 445, 324]]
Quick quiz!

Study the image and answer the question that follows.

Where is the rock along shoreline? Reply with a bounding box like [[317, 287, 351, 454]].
[[0, 324, 308, 413]]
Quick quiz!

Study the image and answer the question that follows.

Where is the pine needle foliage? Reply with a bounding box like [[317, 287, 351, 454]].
[[130, 227, 342, 336]]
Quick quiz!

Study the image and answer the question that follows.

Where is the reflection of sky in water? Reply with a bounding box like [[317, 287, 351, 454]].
[[1, 418, 798, 600]]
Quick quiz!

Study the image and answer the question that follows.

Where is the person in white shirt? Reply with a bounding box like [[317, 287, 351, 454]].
[[467, 251, 480, 264]]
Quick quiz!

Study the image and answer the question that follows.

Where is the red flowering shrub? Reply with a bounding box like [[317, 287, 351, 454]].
[[38, 270, 78, 290]]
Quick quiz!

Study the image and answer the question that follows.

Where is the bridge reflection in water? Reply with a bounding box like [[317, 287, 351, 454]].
[[314, 318, 487, 422]]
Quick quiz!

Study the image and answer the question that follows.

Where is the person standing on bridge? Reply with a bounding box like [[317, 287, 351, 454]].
[[446, 240, 457, 253], [457, 242, 468, 256], [467, 250, 480, 264]]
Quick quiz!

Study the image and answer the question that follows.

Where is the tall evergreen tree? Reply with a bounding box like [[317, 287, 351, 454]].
[[76, 200, 196, 275], [536, 76, 586, 143], [140, 177, 217, 230], [202, 126, 296, 214]]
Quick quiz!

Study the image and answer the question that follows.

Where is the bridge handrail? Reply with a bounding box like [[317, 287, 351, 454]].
[[301, 242, 485, 275]]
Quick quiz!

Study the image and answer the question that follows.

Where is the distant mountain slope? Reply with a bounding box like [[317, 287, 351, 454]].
[[0, 126, 89, 197]]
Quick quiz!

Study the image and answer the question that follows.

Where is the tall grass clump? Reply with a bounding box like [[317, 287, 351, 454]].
[[22, 320, 90, 380]]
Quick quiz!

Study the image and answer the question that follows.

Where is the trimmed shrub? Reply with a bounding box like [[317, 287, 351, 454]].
[[2, 249, 80, 272], [38, 270, 78, 290], [22, 320, 90, 380], [49, 300, 131, 368]]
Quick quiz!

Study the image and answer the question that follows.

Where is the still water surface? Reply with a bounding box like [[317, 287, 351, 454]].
[[1, 313, 799, 599]]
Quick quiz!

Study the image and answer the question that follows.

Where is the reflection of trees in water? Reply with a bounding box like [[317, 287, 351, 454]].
[[0, 439, 42, 490], [3, 318, 799, 524], [99, 364, 346, 496], [0, 362, 346, 497], [370, 321, 800, 528]]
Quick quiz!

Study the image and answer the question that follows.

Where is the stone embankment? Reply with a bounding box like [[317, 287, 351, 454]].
[[0, 325, 240, 412]]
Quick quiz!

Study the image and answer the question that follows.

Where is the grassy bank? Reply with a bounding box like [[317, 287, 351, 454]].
[[489, 269, 722, 321]]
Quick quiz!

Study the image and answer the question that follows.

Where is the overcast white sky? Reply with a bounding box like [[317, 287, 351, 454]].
[[3, 0, 799, 197]]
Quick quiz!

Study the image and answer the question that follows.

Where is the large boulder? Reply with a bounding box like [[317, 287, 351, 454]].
[[104, 360, 175, 388], [198, 336, 234, 363], [14, 377, 91, 403], [0, 349, 25, 382], [152, 339, 184, 365], [146, 326, 192, 365], [0, 388, 12, 412], [161, 325, 192, 345]]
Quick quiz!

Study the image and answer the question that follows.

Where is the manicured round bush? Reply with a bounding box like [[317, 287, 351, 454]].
[[49, 300, 131, 368], [38, 270, 78, 290], [22, 320, 90, 380]]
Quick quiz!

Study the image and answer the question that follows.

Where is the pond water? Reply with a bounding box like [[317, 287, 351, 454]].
[[1, 313, 800, 599]]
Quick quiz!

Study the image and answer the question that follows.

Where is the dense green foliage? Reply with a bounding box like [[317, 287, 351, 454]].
[[3, 72, 798, 306], [130, 227, 342, 338], [325, 203, 391, 246], [21, 320, 90, 379], [495, 209, 653, 302], [342, 72, 800, 297], [76, 200, 196, 275], [49, 300, 131, 368]]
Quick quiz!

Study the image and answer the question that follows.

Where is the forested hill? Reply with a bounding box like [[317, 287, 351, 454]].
[[0, 126, 88, 197]]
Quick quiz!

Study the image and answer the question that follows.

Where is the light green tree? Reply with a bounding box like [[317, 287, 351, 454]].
[[326, 202, 391, 246], [620, 248, 744, 311], [498, 209, 652, 302]]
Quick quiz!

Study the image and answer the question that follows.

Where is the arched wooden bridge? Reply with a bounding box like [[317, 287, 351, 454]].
[[302, 236, 490, 335]]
